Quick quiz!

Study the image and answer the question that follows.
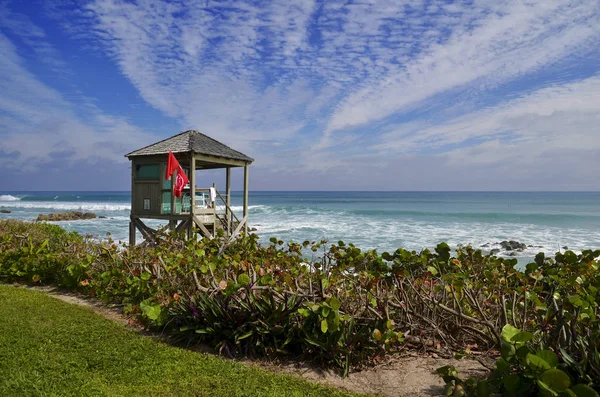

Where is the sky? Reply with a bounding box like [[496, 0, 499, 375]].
[[0, 0, 599, 191]]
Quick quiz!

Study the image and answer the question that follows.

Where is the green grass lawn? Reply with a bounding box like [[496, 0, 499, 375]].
[[0, 285, 365, 397]]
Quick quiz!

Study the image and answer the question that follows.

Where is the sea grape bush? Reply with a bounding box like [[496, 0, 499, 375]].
[[437, 324, 600, 396], [0, 220, 88, 287], [0, 219, 599, 386]]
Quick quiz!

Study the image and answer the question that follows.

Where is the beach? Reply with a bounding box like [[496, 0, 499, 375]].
[[1, 191, 599, 263]]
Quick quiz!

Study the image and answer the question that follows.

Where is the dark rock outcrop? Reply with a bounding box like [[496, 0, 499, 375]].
[[37, 211, 97, 221], [499, 240, 527, 251], [0, 209, 11, 213], [490, 248, 500, 255], [99, 216, 107, 219]]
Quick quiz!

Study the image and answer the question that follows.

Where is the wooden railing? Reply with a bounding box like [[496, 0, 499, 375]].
[[193, 187, 247, 240]]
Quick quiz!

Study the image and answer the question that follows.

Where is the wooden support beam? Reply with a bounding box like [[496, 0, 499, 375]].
[[175, 218, 190, 233], [130, 161, 135, 245], [243, 165, 249, 234], [129, 220, 136, 246], [212, 182, 217, 234], [132, 218, 156, 245], [229, 215, 248, 241], [190, 152, 196, 239], [193, 215, 214, 239], [195, 153, 248, 168], [225, 167, 231, 238]]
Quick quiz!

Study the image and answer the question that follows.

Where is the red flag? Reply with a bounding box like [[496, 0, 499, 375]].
[[165, 151, 189, 198], [173, 165, 189, 198], [165, 151, 179, 180]]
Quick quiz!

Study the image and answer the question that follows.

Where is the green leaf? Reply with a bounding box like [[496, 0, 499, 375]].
[[539, 369, 571, 392], [535, 252, 545, 266], [537, 380, 559, 396], [327, 315, 340, 332], [427, 266, 438, 275], [516, 345, 530, 358], [140, 272, 151, 281], [476, 380, 490, 397], [320, 319, 328, 333], [435, 242, 451, 262], [297, 308, 311, 317], [237, 273, 251, 286], [500, 341, 516, 358], [372, 328, 382, 341], [504, 374, 522, 394], [526, 261, 539, 273], [236, 329, 254, 341], [570, 384, 600, 397], [526, 353, 551, 372], [536, 350, 559, 368], [511, 331, 534, 343], [139, 299, 161, 321], [321, 306, 331, 317], [494, 358, 510, 374], [501, 324, 521, 343], [328, 297, 341, 311]]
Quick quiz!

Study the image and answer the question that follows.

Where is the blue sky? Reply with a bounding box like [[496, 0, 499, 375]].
[[0, 0, 599, 191]]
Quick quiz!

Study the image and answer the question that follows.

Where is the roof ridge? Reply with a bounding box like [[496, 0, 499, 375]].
[[187, 130, 250, 159], [124, 129, 254, 163], [124, 130, 190, 157]]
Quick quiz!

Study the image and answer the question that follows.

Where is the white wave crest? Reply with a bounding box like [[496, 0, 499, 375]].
[[0, 195, 21, 201], [218, 205, 268, 212], [0, 201, 131, 211]]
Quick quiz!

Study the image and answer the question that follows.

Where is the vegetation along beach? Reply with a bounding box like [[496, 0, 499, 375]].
[[1, 193, 600, 395]]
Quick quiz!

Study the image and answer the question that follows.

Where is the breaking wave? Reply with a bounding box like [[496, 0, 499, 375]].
[[0, 195, 21, 201]]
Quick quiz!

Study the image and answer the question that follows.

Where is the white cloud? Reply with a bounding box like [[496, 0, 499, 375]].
[[0, 28, 155, 173], [324, 0, 600, 142], [375, 74, 600, 155], [1, 0, 599, 189]]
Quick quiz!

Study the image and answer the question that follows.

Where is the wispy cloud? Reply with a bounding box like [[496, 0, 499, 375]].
[[322, 0, 599, 145], [0, 3, 156, 176], [374, 74, 600, 154], [0, 0, 599, 189]]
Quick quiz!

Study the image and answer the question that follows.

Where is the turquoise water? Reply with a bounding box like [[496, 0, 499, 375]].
[[1, 191, 599, 262]]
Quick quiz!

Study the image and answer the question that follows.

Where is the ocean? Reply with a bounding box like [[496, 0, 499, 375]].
[[1, 191, 599, 264]]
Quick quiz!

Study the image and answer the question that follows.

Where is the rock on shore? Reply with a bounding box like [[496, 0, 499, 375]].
[[37, 212, 97, 221], [0, 209, 11, 213], [499, 240, 527, 251]]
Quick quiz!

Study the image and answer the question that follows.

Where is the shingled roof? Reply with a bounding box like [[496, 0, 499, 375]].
[[125, 130, 254, 163]]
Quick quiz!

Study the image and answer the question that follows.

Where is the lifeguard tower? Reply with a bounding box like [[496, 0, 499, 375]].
[[125, 130, 254, 245]]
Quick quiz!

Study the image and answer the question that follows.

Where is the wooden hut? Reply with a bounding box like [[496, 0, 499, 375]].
[[125, 130, 254, 245]]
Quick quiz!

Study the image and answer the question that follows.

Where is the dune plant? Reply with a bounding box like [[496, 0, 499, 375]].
[[1, 219, 599, 383]]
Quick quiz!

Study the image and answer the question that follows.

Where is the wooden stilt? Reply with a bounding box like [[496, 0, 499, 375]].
[[129, 219, 136, 246], [132, 218, 157, 245], [225, 167, 231, 238], [190, 152, 196, 239], [243, 165, 249, 235]]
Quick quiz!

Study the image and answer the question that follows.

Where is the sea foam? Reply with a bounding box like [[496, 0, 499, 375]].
[[0, 195, 21, 201], [0, 201, 131, 211]]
